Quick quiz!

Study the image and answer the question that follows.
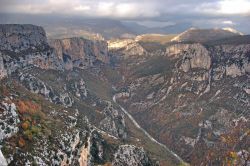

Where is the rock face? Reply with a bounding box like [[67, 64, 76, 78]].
[[0, 24, 47, 52], [0, 24, 161, 166], [166, 43, 211, 72], [99, 101, 127, 139], [0, 25, 111, 80], [113, 36, 250, 165], [0, 24, 63, 79], [0, 56, 7, 79], [108, 39, 146, 56], [112, 145, 154, 166], [212, 44, 250, 77], [49, 38, 109, 70]]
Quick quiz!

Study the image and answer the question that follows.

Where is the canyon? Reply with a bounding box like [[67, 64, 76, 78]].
[[0, 24, 249, 166]]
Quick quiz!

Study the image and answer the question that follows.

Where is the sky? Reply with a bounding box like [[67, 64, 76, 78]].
[[0, 0, 250, 33]]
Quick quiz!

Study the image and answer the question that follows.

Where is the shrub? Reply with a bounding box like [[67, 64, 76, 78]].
[[18, 137, 26, 147], [21, 121, 30, 130], [17, 100, 41, 115]]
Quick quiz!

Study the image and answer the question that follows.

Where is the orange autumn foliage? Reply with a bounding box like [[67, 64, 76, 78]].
[[18, 137, 26, 147], [17, 100, 41, 115], [21, 121, 30, 130], [229, 151, 238, 159]]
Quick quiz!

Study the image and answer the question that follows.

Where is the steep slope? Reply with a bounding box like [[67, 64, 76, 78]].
[[171, 28, 242, 43], [0, 24, 111, 78], [0, 24, 184, 166], [0, 24, 63, 78], [112, 36, 250, 165]]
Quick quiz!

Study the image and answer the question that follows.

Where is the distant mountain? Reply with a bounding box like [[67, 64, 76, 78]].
[[171, 28, 242, 43], [122, 21, 192, 34], [0, 13, 134, 40]]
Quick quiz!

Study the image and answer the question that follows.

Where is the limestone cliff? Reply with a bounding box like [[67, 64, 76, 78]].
[[0, 24, 47, 53], [49, 38, 109, 70], [165, 43, 250, 77], [108, 39, 146, 56], [0, 25, 110, 79], [0, 24, 63, 79]]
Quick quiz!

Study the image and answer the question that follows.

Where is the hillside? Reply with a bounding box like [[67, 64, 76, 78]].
[[171, 28, 242, 43], [110, 35, 250, 165], [0, 24, 185, 166]]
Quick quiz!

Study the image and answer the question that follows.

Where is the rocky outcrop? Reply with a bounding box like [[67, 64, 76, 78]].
[[19, 72, 73, 107], [0, 56, 7, 79], [0, 100, 20, 142], [0, 150, 7, 166], [112, 145, 154, 166], [0, 24, 63, 79], [212, 44, 250, 78], [180, 44, 211, 71], [165, 43, 250, 78], [99, 101, 127, 139], [166, 43, 211, 71], [0, 24, 47, 53], [108, 39, 146, 56], [49, 38, 109, 70]]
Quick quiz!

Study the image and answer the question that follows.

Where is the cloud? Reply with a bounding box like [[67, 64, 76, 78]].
[[194, 0, 250, 15], [0, 0, 160, 18], [222, 20, 234, 25], [74, 5, 90, 11], [0, 0, 250, 33], [219, 0, 250, 14], [1, 0, 250, 17]]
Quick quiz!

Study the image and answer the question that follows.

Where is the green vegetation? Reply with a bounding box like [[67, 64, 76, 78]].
[[102, 66, 122, 85], [132, 55, 173, 77]]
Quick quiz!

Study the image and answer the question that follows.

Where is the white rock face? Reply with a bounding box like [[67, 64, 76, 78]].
[[108, 39, 135, 50], [99, 101, 127, 139], [165, 44, 190, 58], [0, 56, 7, 79], [0, 150, 7, 166], [108, 39, 146, 56], [112, 145, 152, 166], [226, 64, 243, 77], [0, 101, 20, 142]]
